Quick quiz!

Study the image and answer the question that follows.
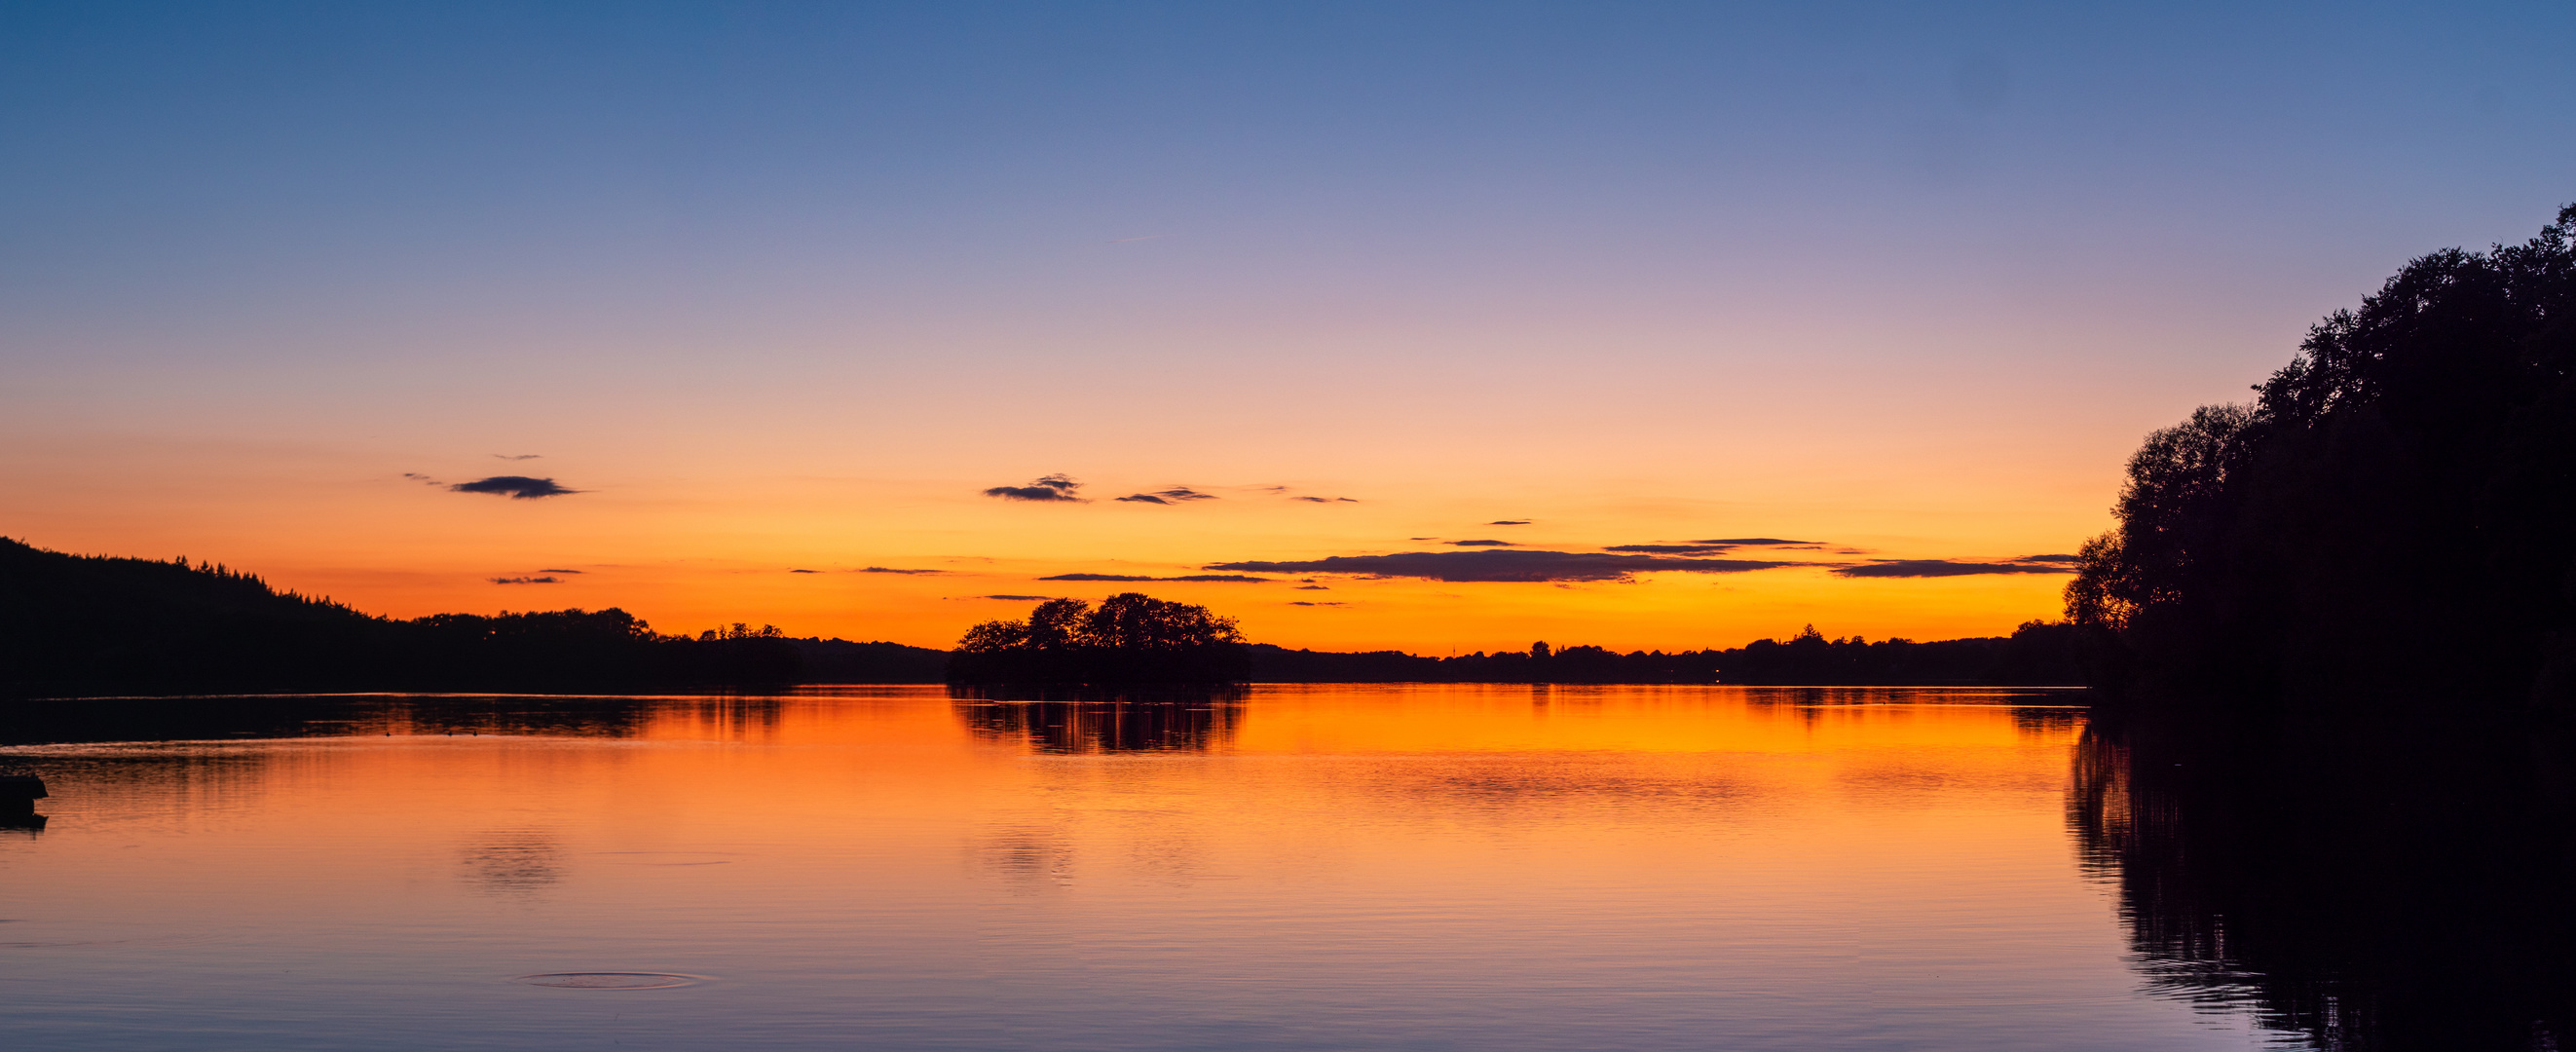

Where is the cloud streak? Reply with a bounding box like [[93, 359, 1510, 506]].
[[491, 576, 561, 584], [1038, 573, 1273, 582], [858, 566, 947, 575], [1113, 487, 1216, 505], [452, 476, 578, 499], [1207, 549, 1806, 582], [1831, 559, 2077, 578]]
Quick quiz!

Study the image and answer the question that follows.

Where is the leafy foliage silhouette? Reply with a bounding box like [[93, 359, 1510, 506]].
[[949, 593, 1251, 685], [2070, 205, 2576, 711]]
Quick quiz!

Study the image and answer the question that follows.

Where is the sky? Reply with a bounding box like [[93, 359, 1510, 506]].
[[3, 1, 2572, 653]]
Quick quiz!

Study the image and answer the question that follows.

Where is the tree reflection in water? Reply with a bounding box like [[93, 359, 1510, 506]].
[[2069, 713, 2576, 1050], [948, 685, 1245, 754]]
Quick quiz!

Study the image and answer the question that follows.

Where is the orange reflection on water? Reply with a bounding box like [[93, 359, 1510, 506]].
[[0, 686, 2267, 1052]]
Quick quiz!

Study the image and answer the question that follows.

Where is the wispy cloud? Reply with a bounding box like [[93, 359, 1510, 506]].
[[1831, 559, 2077, 578], [540, 568, 583, 574], [1207, 549, 1806, 583], [493, 453, 541, 461], [1606, 538, 1828, 556], [955, 594, 1058, 601], [1446, 540, 1514, 546], [1289, 601, 1347, 607], [984, 474, 1085, 502], [452, 476, 578, 499], [2018, 553, 2081, 563], [858, 566, 947, 575], [1113, 487, 1217, 505], [790, 569, 819, 574], [491, 576, 561, 584], [1488, 520, 1531, 525], [1605, 544, 1732, 555], [1038, 573, 1273, 582], [1290, 496, 1360, 503]]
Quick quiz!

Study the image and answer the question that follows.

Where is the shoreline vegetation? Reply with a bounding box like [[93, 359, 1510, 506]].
[[2068, 205, 2576, 719], [0, 536, 2081, 698]]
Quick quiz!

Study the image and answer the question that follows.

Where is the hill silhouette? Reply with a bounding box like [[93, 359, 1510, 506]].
[[0, 538, 942, 697]]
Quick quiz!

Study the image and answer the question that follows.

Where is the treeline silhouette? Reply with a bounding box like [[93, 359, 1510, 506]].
[[2069, 205, 2576, 712], [1249, 620, 2079, 685], [2, 537, 2081, 696], [0, 538, 943, 696]]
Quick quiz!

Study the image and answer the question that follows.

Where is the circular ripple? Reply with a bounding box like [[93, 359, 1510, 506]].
[[514, 972, 704, 990]]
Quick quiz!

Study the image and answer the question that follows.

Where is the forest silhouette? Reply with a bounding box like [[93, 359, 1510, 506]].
[[0, 538, 940, 696], [2069, 205, 2576, 714]]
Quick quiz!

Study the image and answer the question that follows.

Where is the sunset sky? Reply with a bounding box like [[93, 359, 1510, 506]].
[[4, 2, 2572, 652]]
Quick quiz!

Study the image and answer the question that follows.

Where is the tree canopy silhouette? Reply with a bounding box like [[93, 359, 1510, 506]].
[[2069, 204, 2576, 711], [949, 593, 1251, 685]]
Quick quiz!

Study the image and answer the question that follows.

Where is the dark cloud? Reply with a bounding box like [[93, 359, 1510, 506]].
[[1487, 519, 1531, 525], [984, 474, 1084, 502], [1831, 559, 2078, 579], [1691, 538, 1819, 545], [790, 569, 819, 574], [1407, 537, 1437, 541], [858, 566, 946, 575], [964, 594, 1056, 601], [491, 576, 561, 584], [1289, 601, 1347, 607], [540, 568, 582, 574], [493, 454, 541, 461], [1605, 544, 1732, 555], [1206, 549, 1805, 583], [1114, 487, 1217, 505], [1290, 496, 1359, 503], [401, 472, 440, 485], [2019, 553, 2082, 563], [1447, 540, 1514, 546], [1294, 584, 1329, 590], [451, 476, 578, 500], [1038, 573, 1273, 582]]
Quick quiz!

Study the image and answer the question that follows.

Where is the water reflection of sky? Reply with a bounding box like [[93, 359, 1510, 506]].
[[0, 687, 2281, 1051]]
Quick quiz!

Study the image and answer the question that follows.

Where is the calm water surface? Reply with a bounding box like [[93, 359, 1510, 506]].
[[0, 685, 2292, 1050]]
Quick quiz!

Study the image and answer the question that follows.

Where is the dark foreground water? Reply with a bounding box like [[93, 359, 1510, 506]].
[[0, 685, 2496, 1050]]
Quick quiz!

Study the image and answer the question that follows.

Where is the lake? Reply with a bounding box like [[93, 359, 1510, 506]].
[[0, 685, 2316, 1050]]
